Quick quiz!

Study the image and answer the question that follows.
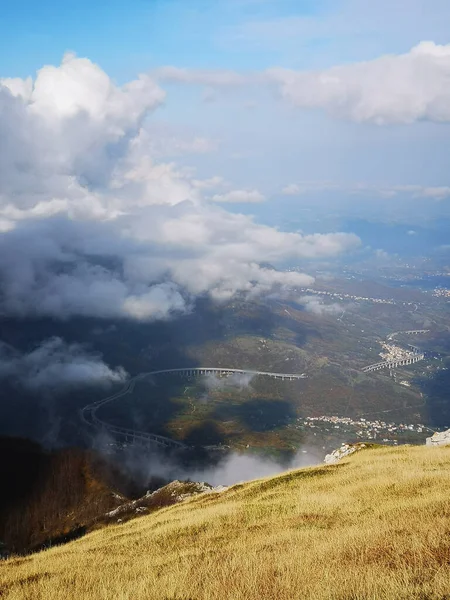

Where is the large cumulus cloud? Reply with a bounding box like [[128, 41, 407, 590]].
[[0, 53, 165, 210], [0, 54, 360, 321]]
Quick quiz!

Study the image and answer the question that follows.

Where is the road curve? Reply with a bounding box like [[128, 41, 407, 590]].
[[81, 367, 307, 450]]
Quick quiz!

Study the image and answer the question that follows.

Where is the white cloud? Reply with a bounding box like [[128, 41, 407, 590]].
[[278, 180, 450, 200], [0, 52, 166, 215], [375, 249, 390, 259], [370, 183, 450, 200], [202, 371, 254, 391], [0, 54, 361, 322], [299, 295, 342, 316], [268, 42, 450, 124], [413, 186, 450, 199], [158, 41, 450, 125], [28, 52, 163, 123], [122, 284, 187, 320], [0, 337, 127, 390], [0, 76, 33, 100], [192, 176, 227, 190], [281, 184, 301, 195], [211, 189, 265, 203]]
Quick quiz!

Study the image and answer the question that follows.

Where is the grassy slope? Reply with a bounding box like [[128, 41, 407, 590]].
[[2, 445, 450, 600]]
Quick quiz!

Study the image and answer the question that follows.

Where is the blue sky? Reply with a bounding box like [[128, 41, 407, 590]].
[[2, 0, 450, 233], [1, 0, 329, 78], [3, 0, 450, 78]]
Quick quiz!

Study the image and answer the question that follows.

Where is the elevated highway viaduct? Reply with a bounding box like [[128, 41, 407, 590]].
[[81, 368, 307, 451], [362, 354, 425, 373]]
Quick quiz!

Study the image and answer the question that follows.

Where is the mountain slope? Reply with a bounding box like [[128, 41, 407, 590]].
[[0, 437, 150, 554], [2, 445, 450, 600]]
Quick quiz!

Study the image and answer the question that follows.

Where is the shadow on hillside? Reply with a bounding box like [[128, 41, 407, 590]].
[[96, 379, 191, 440], [419, 368, 450, 428], [30, 526, 87, 554], [182, 421, 225, 446], [211, 398, 297, 433], [0, 438, 48, 518]]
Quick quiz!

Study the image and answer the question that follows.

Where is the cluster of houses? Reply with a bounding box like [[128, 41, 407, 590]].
[[299, 415, 429, 442]]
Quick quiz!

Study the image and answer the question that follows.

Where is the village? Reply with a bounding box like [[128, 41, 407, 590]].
[[296, 415, 434, 444], [379, 341, 417, 362], [297, 286, 418, 307], [433, 287, 450, 298]]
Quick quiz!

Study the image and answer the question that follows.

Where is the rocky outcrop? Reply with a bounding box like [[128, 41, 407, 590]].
[[426, 429, 450, 447], [104, 480, 228, 524], [324, 443, 367, 464]]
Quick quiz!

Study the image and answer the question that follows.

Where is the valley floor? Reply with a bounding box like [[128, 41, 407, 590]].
[[1, 445, 450, 600]]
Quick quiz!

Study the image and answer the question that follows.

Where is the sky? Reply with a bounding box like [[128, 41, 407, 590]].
[[1, 0, 450, 342], [3, 0, 450, 197]]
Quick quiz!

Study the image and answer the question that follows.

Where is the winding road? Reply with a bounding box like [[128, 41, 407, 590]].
[[81, 367, 307, 450]]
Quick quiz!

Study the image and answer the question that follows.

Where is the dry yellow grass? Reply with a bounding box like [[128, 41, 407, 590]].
[[1, 444, 450, 600]]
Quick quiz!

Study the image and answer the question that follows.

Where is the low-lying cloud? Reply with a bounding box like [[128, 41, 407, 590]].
[[188, 449, 320, 487], [0, 337, 127, 391], [202, 372, 255, 392], [299, 295, 343, 316], [112, 443, 323, 488]]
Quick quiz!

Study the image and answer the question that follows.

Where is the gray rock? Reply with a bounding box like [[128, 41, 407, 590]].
[[324, 443, 366, 464], [426, 429, 450, 447]]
